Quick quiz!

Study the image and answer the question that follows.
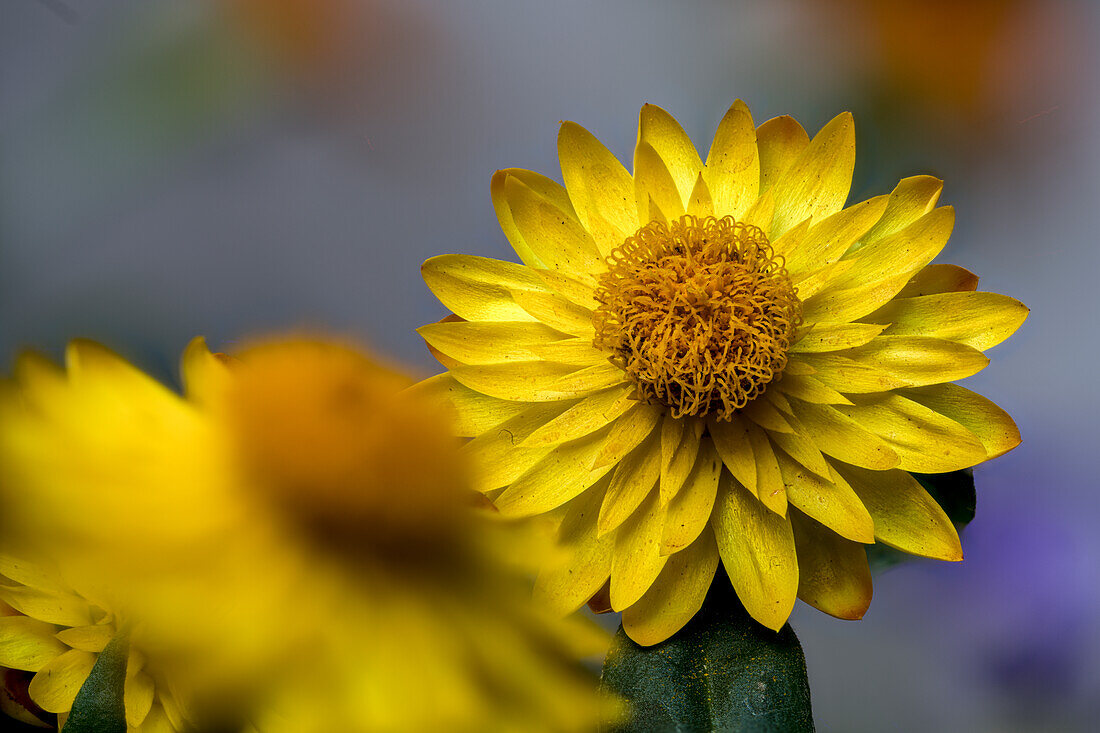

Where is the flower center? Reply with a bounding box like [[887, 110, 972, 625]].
[[224, 340, 467, 555], [592, 215, 801, 421]]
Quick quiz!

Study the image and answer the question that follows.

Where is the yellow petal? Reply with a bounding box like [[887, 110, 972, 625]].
[[158, 688, 186, 731], [800, 269, 919, 325], [510, 288, 596, 336], [491, 168, 578, 268], [765, 411, 831, 481], [776, 451, 874, 543], [623, 528, 720, 646], [859, 175, 943, 246], [462, 402, 573, 492], [659, 414, 685, 474], [526, 338, 608, 366], [0, 586, 94, 628], [829, 206, 955, 291], [787, 399, 900, 470], [640, 193, 669, 228], [598, 433, 661, 536], [591, 402, 663, 469], [496, 426, 616, 516], [791, 323, 887, 353], [610, 491, 669, 611], [124, 670, 155, 728], [0, 616, 66, 671], [180, 336, 229, 405], [711, 475, 798, 631], [54, 625, 113, 653], [138, 704, 175, 733], [417, 320, 570, 365], [65, 340, 162, 394], [903, 383, 1020, 460], [756, 115, 809, 196], [660, 419, 703, 505], [685, 171, 714, 218], [774, 374, 853, 406], [661, 440, 721, 554], [791, 258, 856, 302], [504, 174, 604, 278], [793, 353, 910, 394], [838, 335, 990, 385], [708, 415, 756, 493], [780, 195, 889, 278], [534, 481, 614, 615], [766, 389, 795, 416], [406, 373, 527, 437], [785, 361, 815, 378], [637, 103, 703, 206], [783, 360, 815, 379], [449, 361, 601, 402], [549, 362, 626, 395], [558, 121, 638, 256], [742, 398, 795, 434], [422, 254, 546, 322], [741, 187, 775, 235], [634, 141, 684, 223], [704, 99, 759, 219], [0, 556, 68, 596], [835, 393, 987, 473], [532, 268, 599, 309], [895, 263, 979, 298], [522, 384, 636, 447], [769, 219, 810, 271], [866, 292, 1029, 351], [746, 423, 787, 515], [771, 112, 856, 237], [833, 463, 963, 561], [790, 509, 873, 620], [28, 648, 95, 713]]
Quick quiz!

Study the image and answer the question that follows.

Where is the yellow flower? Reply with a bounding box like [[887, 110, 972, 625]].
[[416, 101, 1028, 645], [0, 337, 611, 732], [0, 557, 186, 732]]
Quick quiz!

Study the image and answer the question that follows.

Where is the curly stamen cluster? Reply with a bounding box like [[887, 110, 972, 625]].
[[592, 215, 802, 421]]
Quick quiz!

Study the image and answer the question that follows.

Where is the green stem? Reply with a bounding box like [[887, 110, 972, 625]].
[[600, 573, 814, 732]]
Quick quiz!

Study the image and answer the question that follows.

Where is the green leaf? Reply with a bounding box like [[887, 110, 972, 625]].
[[866, 469, 976, 573], [601, 573, 814, 732], [61, 633, 129, 733]]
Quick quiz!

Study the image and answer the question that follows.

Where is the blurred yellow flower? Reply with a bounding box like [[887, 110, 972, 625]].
[[417, 101, 1028, 645], [0, 337, 611, 732], [0, 558, 186, 732]]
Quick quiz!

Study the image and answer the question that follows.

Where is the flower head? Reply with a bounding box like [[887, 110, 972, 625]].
[[418, 101, 1027, 644], [0, 336, 612, 731]]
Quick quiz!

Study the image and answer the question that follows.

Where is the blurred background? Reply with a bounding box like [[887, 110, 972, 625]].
[[1, 0, 1097, 730]]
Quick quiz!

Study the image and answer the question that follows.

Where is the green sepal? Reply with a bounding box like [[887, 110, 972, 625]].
[[600, 573, 814, 732], [62, 632, 129, 733], [866, 468, 976, 573]]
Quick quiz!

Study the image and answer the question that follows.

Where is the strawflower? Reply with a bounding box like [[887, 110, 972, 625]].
[[417, 100, 1027, 644], [0, 337, 612, 732]]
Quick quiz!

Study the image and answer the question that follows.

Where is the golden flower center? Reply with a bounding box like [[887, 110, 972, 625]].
[[224, 340, 468, 556], [593, 215, 802, 421]]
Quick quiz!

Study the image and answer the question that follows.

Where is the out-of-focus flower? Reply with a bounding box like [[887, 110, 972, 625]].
[[417, 101, 1028, 645], [0, 558, 185, 731], [219, 0, 353, 82], [0, 337, 612, 732], [796, 0, 1093, 165], [827, 0, 1020, 122]]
